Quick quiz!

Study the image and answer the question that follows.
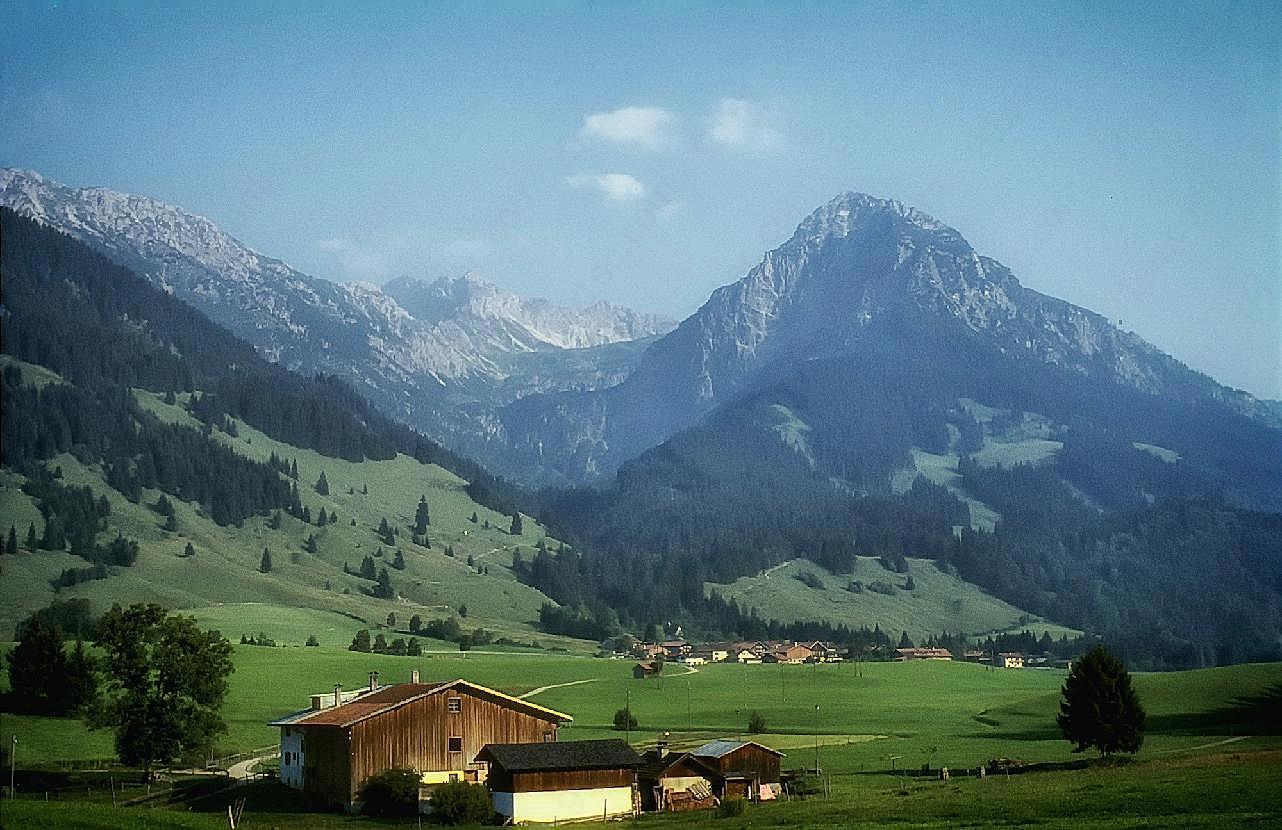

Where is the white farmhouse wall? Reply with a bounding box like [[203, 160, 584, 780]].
[[280, 728, 304, 789], [492, 786, 633, 823]]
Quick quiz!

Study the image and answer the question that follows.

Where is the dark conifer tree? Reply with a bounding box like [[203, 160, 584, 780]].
[[260, 547, 273, 573], [469, 511, 478, 524], [305, 534, 318, 554], [5, 525, 16, 555], [183, 542, 195, 558], [1058, 645, 1146, 756], [414, 495, 431, 535], [386, 612, 397, 629], [349, 629, 372, 652], [315, 471, 329, 496], [509, 511, 523, 536], [25, 522, 37, 551], [268, 510, 283, 530], [290, 459, 299, 479], [392, 549, 406, 570], [317, 507, 328, 526]]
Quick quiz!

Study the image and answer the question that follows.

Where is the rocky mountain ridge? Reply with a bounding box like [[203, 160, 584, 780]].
[[0, 168, 671, 440], [492, 192, 1277, 484]]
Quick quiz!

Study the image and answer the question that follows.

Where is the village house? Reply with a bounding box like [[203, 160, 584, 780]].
[[735, 648, 762, 664], [895, 647, 954, 661], [270, 673, 570, 810], [762, 643, 814, 664], [661, 640, 691, 660], [995, 652, 1025, 668], [476, 739, 642, 823]]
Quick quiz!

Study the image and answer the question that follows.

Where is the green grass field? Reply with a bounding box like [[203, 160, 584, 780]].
[[709, 556, 1078, 642], [4, 651, 1280, 828]]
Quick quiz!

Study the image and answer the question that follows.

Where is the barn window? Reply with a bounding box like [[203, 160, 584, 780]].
[[447, 697, 462, 713], [543, 731, 554, 742], [448, 736, 463, 753]]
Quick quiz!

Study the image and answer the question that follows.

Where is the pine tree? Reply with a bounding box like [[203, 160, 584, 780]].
[[414, 495, 431, 535], [373, 633, 389, 653], [25, 522, 37, 551], [163, 389, 176, 405], [317, 507, 328, 526], [315, 471, 329, 496], [290, 459, 299, 479], [164, 513, 178, 532], [387, 612, 397, 629], [374, 567, 394, 599], [360, 555, 377, 580], [350, 629, 372, 652], [509, 511, 523, 536], [898, 631, 914, 649], [260, 548, 273, 573], [458, 604, 468, 619], [469, 511, 478, 524], [409, 614, 422, 633], [305, 534, 318, 554], [5, 524, 17, 555], [305, 634, 319, 647], [268, 510, 283, 530], [407, 637, 422, 656], [183, 542, 196, 558], [378, 517, 394, 545], [1058, 645, 1146, 757], [392, 549, 406, 570]]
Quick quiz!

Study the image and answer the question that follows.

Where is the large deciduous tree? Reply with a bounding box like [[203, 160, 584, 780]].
[[92, 603, 234, 780], [1057, 644, 1146, 757]]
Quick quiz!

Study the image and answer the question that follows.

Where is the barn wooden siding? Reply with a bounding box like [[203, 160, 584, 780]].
[[344, 686, 556, 801], [487, 768, 634, 793], [705, 745, 781, 783]]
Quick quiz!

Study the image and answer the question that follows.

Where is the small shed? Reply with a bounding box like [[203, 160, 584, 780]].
[[476, 739, 642, 823], [638, 748, 719, 811], [688, 740, 784, 800]]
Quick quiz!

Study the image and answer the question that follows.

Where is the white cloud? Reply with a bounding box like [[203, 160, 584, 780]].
[[317, 237, 391, 281], [566, 172, 648, 202], [580, 106, 676, 149], [655, 200, 684, 221], [707, 98, 784, 152]]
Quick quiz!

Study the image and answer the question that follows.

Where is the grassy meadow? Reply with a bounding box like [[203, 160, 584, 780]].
[[4, 645, 1280, 828]]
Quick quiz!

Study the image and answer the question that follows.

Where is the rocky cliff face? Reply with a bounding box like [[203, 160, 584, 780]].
[[494, 192, 1276, 484]]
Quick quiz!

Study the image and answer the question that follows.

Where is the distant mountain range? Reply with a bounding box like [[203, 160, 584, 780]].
[[0, 168, 673, 458], [4, 169, 1277, 499]]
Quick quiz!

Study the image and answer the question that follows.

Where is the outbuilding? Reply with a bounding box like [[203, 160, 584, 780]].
[[476, 739, 642, 823], [688, 739, 784, 800]]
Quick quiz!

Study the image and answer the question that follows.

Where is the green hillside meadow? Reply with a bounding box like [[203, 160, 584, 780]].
[[709, 556, 1079, 641], [0, 368, 569, 643]]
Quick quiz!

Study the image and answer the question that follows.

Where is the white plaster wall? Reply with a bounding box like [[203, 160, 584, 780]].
[[280, 729, 304, 789], [493, 786, 634, 823]]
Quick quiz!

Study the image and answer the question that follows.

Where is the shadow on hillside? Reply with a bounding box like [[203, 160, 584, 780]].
[[1144, 682, 1282, 736]]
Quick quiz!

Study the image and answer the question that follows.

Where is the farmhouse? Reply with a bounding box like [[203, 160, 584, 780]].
[[687, 739, 784, 800], [996, 652, 1025, 668], [270, 673, 570, 809], [476, 739, 642, 823], [762, 643, 813, 664], [895, 647, 954, 661]]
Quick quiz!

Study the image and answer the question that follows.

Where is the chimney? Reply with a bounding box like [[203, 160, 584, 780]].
[[410, 669, 420, 684], [658, 731, 671, 759], [333, 684, 342, 708], [369, 671, 379, 692]]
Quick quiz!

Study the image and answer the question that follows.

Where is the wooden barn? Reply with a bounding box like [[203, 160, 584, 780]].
[[270, 675, 570, 809], [476, 739, 642, 823], [687, 739, 784, 800]]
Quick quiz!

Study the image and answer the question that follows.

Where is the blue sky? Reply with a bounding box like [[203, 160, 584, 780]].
[[2, 1, 1279, 398]]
